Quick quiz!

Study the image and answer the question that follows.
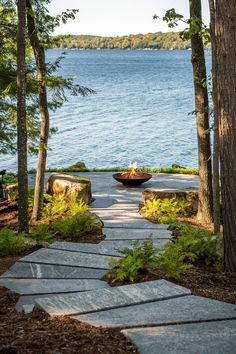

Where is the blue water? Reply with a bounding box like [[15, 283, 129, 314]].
[[1, 49, 211, 171]]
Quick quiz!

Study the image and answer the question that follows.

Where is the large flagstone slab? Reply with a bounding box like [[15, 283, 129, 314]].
[[103, 228, 172, 240], [35, 279, 191, 316], [72, 295, 236, 328], [19, 248, 117, 269], [103, 221, 169, 229], [49, 239, 168, 257], [0, 262, 106, 279], [94, 211, 142, 220], [122, 320, 236, 354], [48, 241, 121, 257], [0, 278, 109, 295]]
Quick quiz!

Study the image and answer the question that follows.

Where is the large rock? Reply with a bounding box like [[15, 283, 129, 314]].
[[46, 173, 92, 204], [142, 188, 198, 214]]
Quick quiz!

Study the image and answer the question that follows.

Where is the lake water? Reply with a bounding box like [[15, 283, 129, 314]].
[[1, 49, 211, 171]]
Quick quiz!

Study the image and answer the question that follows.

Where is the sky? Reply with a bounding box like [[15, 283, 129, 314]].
[[48, 0, 210, 37]]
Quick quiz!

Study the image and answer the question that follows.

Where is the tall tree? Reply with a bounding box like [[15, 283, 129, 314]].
[[216, 0, 236, 271], [155, 4, 213, 223], [189, 0, 213, 223], [209, 0, 220, 233], [26, 0, 50, 220], [17, 0, 29, 232]]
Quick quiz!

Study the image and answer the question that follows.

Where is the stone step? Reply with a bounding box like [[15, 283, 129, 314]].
[[0, 278, 109, 295], [103, 221, 169, 229], [49, 239, 168, 257], [103, 227, 172, 240], [122, 320, 236, 354], [19, 248, 118, 270], [72, 295, 236, 328], [35, 280, 191, 316], [0, 262, 106, 279]]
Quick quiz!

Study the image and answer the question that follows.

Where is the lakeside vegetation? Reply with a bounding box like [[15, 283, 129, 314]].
[[50, 32, 191, 50]]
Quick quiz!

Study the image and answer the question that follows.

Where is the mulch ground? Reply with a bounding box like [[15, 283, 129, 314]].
[[0, 201, 138, 353], [0, 256, 138, 354]]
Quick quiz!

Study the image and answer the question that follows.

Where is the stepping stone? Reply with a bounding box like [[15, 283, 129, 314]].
[[72, 295, 236, 328], [19, 248, 118, 269], [122, 320, 236, 354], [35, 280, 191, 316], [103, 221, 169, 229], [0, 278, 109, 295], [103, 228, 172, 240], [91, 204, 138, 210], [94, 211, 142, 220], [49, 239, 168, 257], [0, 262, 106, 279]]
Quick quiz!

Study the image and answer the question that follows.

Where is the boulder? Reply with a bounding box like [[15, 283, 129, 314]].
[[68, 161, 87, 170], [4, 183, 18, 200], [142, 188, 198, 214], [172, 164, 186, 169], [46, 173, 92, 204]]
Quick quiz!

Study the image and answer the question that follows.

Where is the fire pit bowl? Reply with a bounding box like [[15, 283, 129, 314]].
[[112, 172, 152, 186]]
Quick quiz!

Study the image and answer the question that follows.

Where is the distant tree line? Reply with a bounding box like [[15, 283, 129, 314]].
[[50, 32, 191, 50]]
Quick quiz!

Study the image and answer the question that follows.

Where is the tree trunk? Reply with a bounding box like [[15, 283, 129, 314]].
[[216, 0, 236, 272], [26, 0, 50, 220], [189, 0, 213, 223], [209, 0, 221, 233], [17, 0, 29, 232]]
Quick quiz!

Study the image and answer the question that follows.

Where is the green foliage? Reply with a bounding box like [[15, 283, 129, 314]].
[[0, 228, 32, 256], [156, 241, 194, 280], [169, 221, 223, 269], [107, 222, 223, 283], [2, 173, 17, 184], [42, 193, 88, 220], [29, 224, 53, 244], [141, 198, 190, 223], [108, 239, 159, 282], [50, 32, 191, 50], [0, 2, 94, 155], [156, 222, 223, 279], [156, 7, 211, 46], [51, 213, 97, 240]]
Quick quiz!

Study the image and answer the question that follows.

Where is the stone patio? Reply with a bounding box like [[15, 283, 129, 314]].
[[1, 173, 236, 353]]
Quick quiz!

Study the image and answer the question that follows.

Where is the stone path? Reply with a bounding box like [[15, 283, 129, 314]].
[[1, 173, 236, 353]]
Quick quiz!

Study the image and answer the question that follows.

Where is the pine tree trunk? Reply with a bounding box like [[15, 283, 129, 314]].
[[189, 0, 213, 223], [26, 0, 50, 220], [216, 0, 236, 272], [209, 0, 221, 233], [17, 0, 28, 232]]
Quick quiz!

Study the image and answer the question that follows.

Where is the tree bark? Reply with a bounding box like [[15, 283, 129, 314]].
[[26, 0, 50, 220], [216, 0, 236, 271], [17, 0, 29, 232], [189, 0, 213, 223], [209, 0, 221, 233]]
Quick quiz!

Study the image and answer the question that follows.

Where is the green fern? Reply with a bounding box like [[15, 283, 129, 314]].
[[29, 224, 53, 244], [0, 228, 33, 256], [141, 198, 190, 222], [51, 213, 97, 240], [108, 238, 159, 282], [42, 193, 88, 220]]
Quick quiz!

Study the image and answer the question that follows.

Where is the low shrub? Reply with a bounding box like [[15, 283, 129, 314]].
[[107, 222, 223, 283], [141, 198, 190, 223], [0, 228, 33, 256], [42, 193, 88, 220], [29, 224, 53, 244], [156, 222, 223, 279], [51, 213, 98, 240], [108, 238, 159, 282]]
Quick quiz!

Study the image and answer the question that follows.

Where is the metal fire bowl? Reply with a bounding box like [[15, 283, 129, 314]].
[[112, 172, 152, 186]]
